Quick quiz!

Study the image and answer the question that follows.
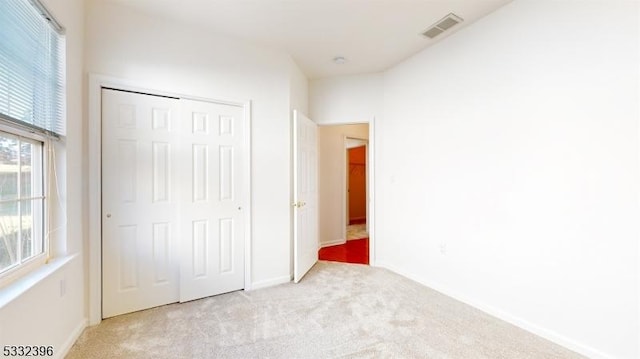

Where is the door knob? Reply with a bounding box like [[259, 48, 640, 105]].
[[106, 213, 112, 218]]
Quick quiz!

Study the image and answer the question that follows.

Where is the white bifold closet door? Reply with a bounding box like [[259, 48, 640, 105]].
[[101, 89, 245, 318], [178, 99, 245, 303]]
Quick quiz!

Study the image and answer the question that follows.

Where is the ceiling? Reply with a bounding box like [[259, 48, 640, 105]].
[[101, 0, 513, 79]]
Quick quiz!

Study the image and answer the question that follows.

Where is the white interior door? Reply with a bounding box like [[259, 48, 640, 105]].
[[179, 99, 246, 302], [102, 89, 181, 318], [293, 110, 318, 283]]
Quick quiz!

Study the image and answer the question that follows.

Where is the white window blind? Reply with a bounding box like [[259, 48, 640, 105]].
[[0, 0, 65, 137]]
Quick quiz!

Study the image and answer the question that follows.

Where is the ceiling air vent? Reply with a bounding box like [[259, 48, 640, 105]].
[[422, 13, 464, 39]]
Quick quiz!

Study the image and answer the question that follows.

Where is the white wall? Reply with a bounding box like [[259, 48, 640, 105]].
[[376, 1, 639, 358], [289, 60, 309, 117], [85, 1, 298, 288], [0, 0, 87, 356], [318, 124, 368, 247], [310, 73, 382, 125]]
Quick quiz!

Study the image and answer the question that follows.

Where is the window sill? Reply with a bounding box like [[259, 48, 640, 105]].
[[0, 253, 77, 310]]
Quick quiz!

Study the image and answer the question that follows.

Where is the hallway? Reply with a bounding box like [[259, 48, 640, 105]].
[[318, 238, 369, 265]]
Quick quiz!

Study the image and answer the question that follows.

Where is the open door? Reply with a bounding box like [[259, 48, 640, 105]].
[[293, 110, 318, 283]]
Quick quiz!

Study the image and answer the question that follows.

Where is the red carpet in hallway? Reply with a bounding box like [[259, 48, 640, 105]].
[[318, 238, 369, 265]]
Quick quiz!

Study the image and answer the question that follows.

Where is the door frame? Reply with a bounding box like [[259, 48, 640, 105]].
[[343, 137, 368, 242], [88, 74, 252, 325], [312, 119, 376, 267]]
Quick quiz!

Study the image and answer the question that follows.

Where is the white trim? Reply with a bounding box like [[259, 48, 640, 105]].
[[250, 275, 292, 290], [0, 254, 76, 309], [368, 117, 376, 266], [342, 135, 347, 243], [55, 318, 87, 359], [0, 122, 48, 142], [319, 239, 346, 248], [88, 74, 253, 325], [376, 261, 612, 359], [0, 254, 48, 292], [88, 75, 102, 325], [243, 101, 252, 291], [637, 6, 640, 357]]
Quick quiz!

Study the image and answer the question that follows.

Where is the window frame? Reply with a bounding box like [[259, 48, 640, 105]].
[[0, 0, 63, 288], [0, 121, 49, 287]]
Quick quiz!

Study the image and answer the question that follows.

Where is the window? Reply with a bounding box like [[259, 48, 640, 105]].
[[0, 0, 64, 279], [0, 130, 44, 274]]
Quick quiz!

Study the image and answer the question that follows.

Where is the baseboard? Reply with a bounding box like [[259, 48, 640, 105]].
[[250, 275, 291, 290], [376, 261, 612, 359], [319, 239, 346, 248], [55, 318, 87, 359]]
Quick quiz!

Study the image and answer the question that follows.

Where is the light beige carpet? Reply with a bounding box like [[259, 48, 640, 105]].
[[67, 262, 583, 359], [347, 224, 368, 240]]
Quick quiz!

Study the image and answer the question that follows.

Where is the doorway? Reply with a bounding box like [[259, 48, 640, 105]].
[[317, 124, 370, 265], [346, 138, 368, 231]]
